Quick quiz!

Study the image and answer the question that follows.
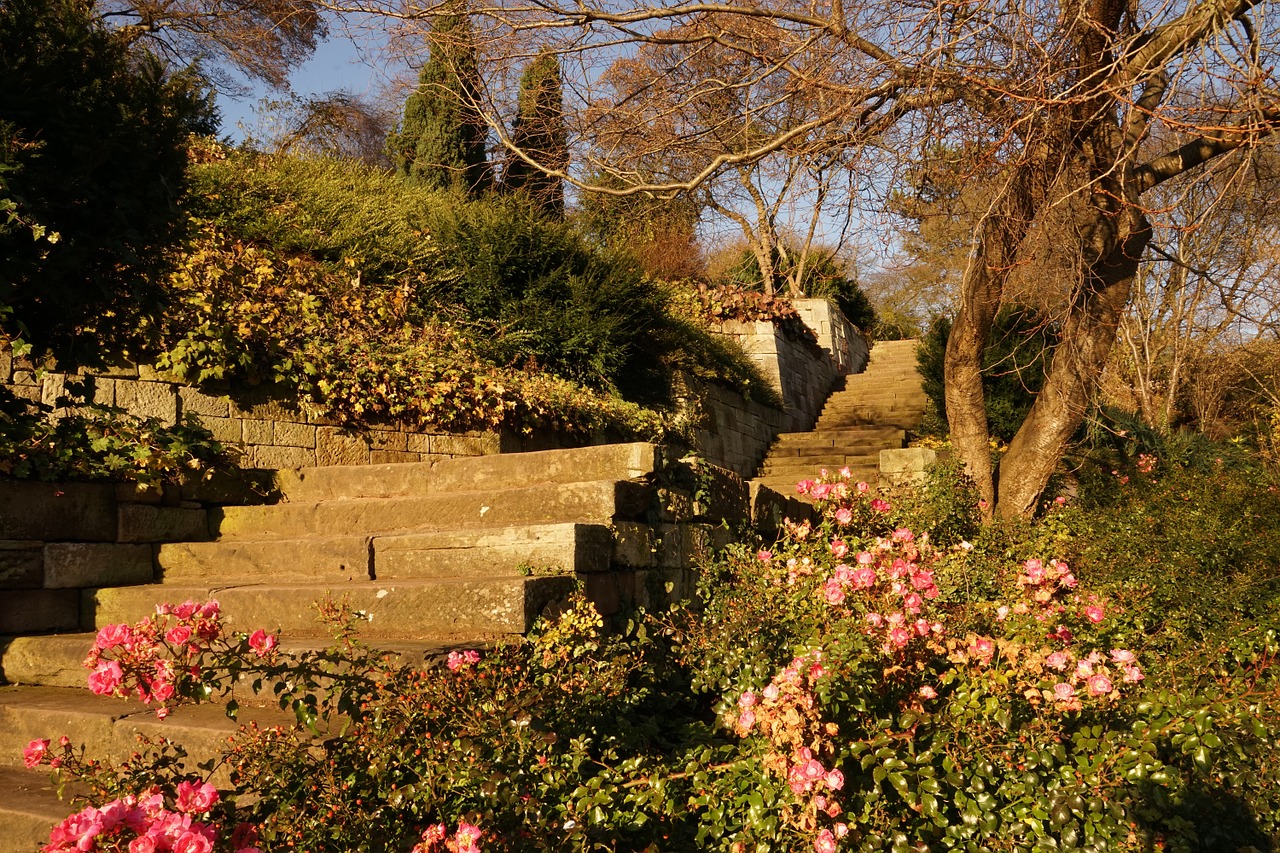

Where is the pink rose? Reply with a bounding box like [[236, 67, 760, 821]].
[[834, 507, 853, 525], [814, 828, 837, 853], [173, 829, 214, 853], [830, 539, 849, 559], [871, 499, 891, 513], [918, 685, 937, 699], [737, 708, 756, 731], [757, 549, 773, 562], [1087, 673, 1114, 696], [856, 481, 870, 494], [811, 483, 833, 501], [88, 660, 124, 696], [762, 684, 780, 701], [95, 623, 132, 651], [825, 768, 844, 790], [130, 835, 159, 853], [850, 566, 877, 589], [23, 738, 50, 769], [165, 626, 193, 646], [174, 601, 199, 620], [1122, 664, 1144, 683], [968, 637, 994, 663], [738, 691, 757, 708], [1053, 682, 1075, 702], [888, 627, 911, 649], [1045, 651, 1071, 671], [248, 629, 277, 657], [175, 781, 219, 814], [903, 593, 923, 614], [864, 612, 884, 628], [1109, 649, 1137, 664], [823, 579, 846, 605], [455, 822, 482, 853], [1084, 605, 1105, 623]]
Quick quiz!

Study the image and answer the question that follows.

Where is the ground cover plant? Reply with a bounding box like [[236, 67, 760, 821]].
[[24, 451, 1280, 851]]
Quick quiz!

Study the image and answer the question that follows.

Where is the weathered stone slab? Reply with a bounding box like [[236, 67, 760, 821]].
[[0, 541, 43, 589], [177, 386, 230, 418], [157, 536, 372, 583], [374, 523, 613, 578], [273, 421, 317, 449], [241, 418, 273, 445], [249, 445, 314, 470], [43, 543, 154, 589], [117, 505, 210, 544], [0, 589, 79, 633], [879, 447, 937, 485], [115, 381, 178, 425], [0, 482, 116, 541], [198, 415, 243, 444], [0, 634, 94, 688], [316, 427, 371, 466]]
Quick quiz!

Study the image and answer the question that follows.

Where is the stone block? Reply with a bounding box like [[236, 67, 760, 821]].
[[405, 433, 434, 454], [230, 392, 301, 421], [0, 589, 80, 632], [198, 416, 243, 444], [118, 505, 211, 543], [178, 387, 231, 418], [10, 369, 37, 387], [0, 482, 117, 541], [880, 447, 937, 485], [249, 445, 315, 469], [316, 427, 371, 466], [92, 377, 116, 407], [368, 429, 408, 451], [115, 381, 178, 425], [241, 418, 273, 445], [0, 346, 10, 383], [371, 450, 421, 464], [8, 383, 41, 404], [431, 432, 500, 457], [0, 541, 43, 588], [40, 373, 68, 409], [43, 543, 154, 588], [273, 420, 317, 448], [611, 522, 654, 568]]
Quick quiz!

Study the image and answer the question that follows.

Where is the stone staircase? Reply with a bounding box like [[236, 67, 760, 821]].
[[0, 442, 756, 851], [753, 339, 925, 494]]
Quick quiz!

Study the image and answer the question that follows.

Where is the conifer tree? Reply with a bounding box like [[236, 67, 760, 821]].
[[388, 8, 488, 195], [503, 50, 567, 216]]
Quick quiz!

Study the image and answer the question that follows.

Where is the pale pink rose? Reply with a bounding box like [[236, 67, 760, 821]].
[[825, 768, 844, 790], [1076, 659, 1095, 678], [864, 612, 884, 628], [839, 466, 852, 479], [996, 605, 1010, 621], [834, 823, 849, 838], [737, 708, 756, 731], [1087, 674, 1114, 696], [834, 507, 853, 525], [830, 539, 849, 559], [803, 758, 825, 780], [811, 483, 833, 501], [888, 627, 911, 649], [762, 684, 780, 702], [738, 691, 757, 709], [1024, 559, 1045, 584], [855, 551, 875, 564], [1084, 605, 1105, 623], [23, 738, 49, 769], [757, 549, 773, 562], [1109, 649, 1137, 664], [824, 580, 846, 606], [886, 611, 905, 626], [88, 660, 124, 695], [1060, 572, 1078, 588], [95, 623, 132, 651], [814, 828, 837, 853], [856, 481, 870, 494], [892, 528, 914, 542], [1053, 682, 1075, 702], [165, 625, 193, 646], [175, 781, 219, 815], [914, 619, 931, 637], [248, 629, 277, 657], [918, 685, 937, 699], [1122, 665, 1144, 684], [850, 566, 877, 589], [1045, 651, 1071, 671]]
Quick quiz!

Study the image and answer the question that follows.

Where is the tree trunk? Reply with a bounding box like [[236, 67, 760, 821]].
[[995, 202, 1152, 518]]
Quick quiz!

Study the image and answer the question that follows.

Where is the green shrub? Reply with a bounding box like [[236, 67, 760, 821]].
[[917, 307, 1056, 441]]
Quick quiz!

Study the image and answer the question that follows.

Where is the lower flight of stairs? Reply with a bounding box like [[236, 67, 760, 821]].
[[0, 442, 784, 851], [753, 339, 926, 495]]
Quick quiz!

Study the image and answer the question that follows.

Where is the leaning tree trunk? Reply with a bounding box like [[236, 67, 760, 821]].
[[945, 173, 1040, 515], [995, 195, 1152, 518]]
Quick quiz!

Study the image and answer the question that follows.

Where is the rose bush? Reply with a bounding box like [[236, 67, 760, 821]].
[[24, 465, 1280, 851]]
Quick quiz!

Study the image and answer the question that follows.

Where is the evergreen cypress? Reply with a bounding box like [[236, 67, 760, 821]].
[[504, 50, 567, 217], [388, 9, 488, 195]]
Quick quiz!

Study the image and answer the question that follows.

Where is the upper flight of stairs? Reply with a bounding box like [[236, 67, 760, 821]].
[[753, 339, 926, 494], [0, 442, 758, 851]]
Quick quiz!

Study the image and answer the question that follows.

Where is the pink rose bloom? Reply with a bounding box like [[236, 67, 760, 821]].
[[174, 601, 199, 620], [23, 738, 50, 769], [1123, 664, 1144, 683], [95, 623, 132, 651], [1084, 605, 1105, 624], [903, 593, 923, 614], [834, 507, 853, 525], [1045, 651, 1071, 671], [1024, 559, 1045, 583], [850, 566, 877, 589], [737, 708, 756, 731], [803, 758, 825, 780], [130, 835, 160, 853], [918, 685, 937, 699], [891, 527, 914, 542], [811, 483, 833, 501], [830, 539, 849, 559], [738, 691, 757, 709], [839, 466, 852, 479], [150, 680, 175, 704], [175, 781, 219, 815], [888, 627, 911, 649], [856, 481, 870, 494], [808, 663, 826, 681], [864, 612, 884, 628], [762, 683, 780, 701], [248, 629, 277, 657], [835, 823, 849, 838], [886, 611, 905, 626], [1087, 674, 1114, 696], [1110, 649, 1137, 664], [969, 637, 994, 663], [88, 660, 124, 696], [757, 549, 773, 562], [871, 499, 891, 513], [825, 768, 845, 790], [1049, 625, 1074, 643], [455, 822, 482, 853], [823, 580, 846, 606], [1053, 682, 1075, 702], [996, 605, 1010, 621], [165, 626, 193, 646], [914, 619, 931, 637], [173, 829, 214, 853], [814, 829, 837, 853], [911, 570, 936, 591], [1076, 659, 1094, 678]]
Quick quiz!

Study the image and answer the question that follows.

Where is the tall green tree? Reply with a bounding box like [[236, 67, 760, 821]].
[[504, 50, 567, 216], [0, 0, 215, 363], [388, 9, 489, 196]]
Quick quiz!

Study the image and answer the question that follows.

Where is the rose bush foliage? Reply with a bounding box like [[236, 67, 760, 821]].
[[24, 465, 1280, 851]]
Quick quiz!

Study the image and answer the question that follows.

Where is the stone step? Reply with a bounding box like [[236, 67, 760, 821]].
[[274, 443, 661, 502], [0, 766, 70, 853], [761, 452, 879, 473], [0, 685, 295, 782], [775, 426, 903, 443], [0, 633, 462, 691], [209, 480, 650, 541], [760, 463, 880, 483], [816, 411, 924, 430], [84, 575, 576, 639], [767, 441, 900, 457], [155, 523, 616, 584]]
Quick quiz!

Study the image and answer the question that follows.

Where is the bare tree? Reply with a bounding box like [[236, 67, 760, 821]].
[[97, 0, 327, 90], [325, 0, 1278, 517]]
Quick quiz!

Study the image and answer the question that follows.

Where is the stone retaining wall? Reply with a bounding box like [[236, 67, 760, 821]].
[[792, 298, 870, 376], [0, 480, 218, 634]]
